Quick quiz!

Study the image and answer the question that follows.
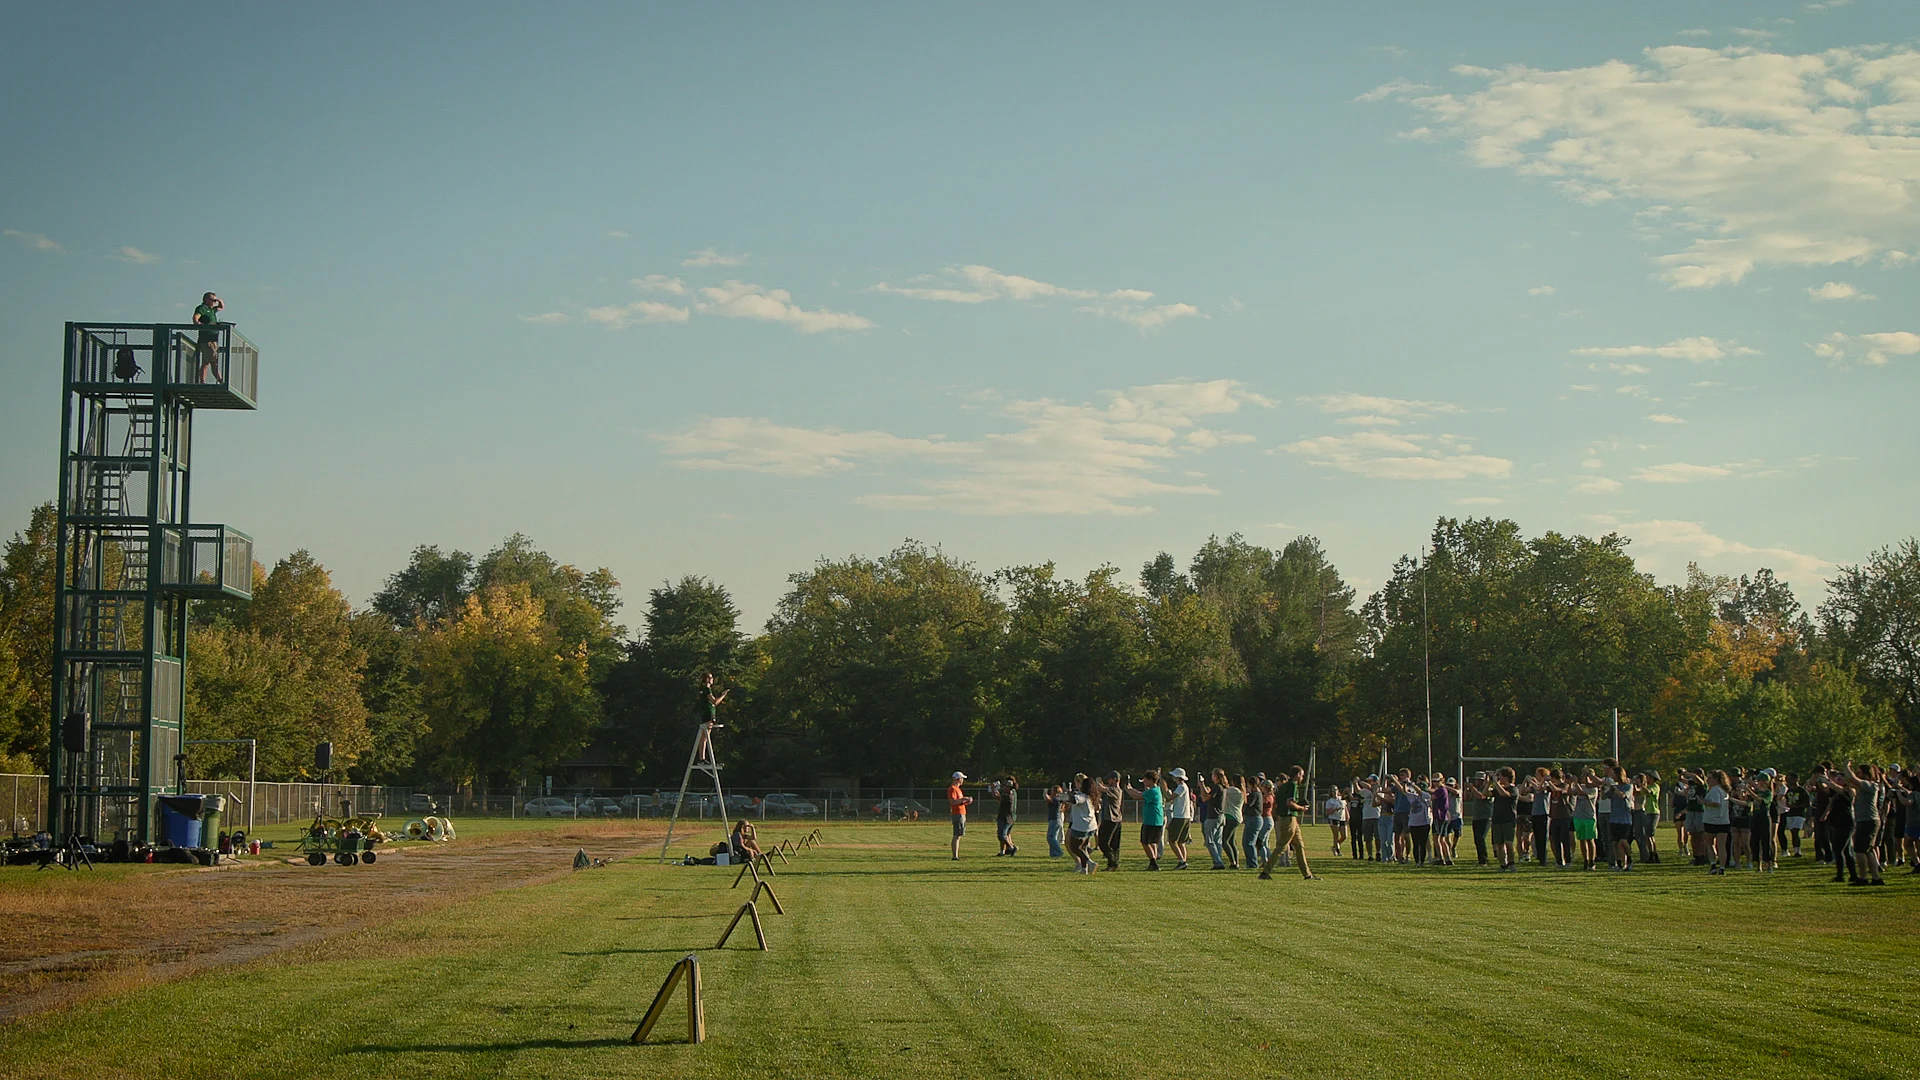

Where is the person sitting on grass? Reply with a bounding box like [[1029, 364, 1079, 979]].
[[730, 817, 762, 865]]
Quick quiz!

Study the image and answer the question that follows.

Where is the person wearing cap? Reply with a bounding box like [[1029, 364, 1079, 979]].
[[947, 771, 974, 860], [1353, 775, 1379, 861], [1165, 767, 1194, 869], [1096, 771, 1125, 870], [1258, 765, 1316, 880], [1464, 773, 1492, 866]]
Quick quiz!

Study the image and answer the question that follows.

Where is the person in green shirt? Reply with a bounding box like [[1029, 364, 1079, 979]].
[[192, 292, 224, 382], [1259, 765, 1317, 881]]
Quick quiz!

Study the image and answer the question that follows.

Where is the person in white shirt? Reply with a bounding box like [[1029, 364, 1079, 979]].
[[1165, 768, 1194, 870], [1066, 775, 1099, 874], [1702, 770, 1733, 875], [1324, 787, 1348, 855]]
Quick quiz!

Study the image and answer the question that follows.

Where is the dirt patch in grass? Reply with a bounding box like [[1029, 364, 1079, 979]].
[[0, 819, 672, 1022]]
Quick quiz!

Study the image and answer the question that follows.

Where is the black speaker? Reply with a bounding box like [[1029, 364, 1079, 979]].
[[112, 347, 140, 382], [62, 710, 89, 754], [315, 741, 333, 772]]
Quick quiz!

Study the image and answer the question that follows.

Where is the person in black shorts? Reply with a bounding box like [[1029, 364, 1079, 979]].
[[1490, 767, 1519, 871], [192, 291, 224, 381]]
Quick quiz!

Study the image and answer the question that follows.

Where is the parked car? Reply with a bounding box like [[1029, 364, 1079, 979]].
[[522, 797, 578, 818], [871, 798, 932, 819], [407, 793, 441, 813], [617, 793, 656, 815], [577, 797, 623, 817], [762, 793, 819, 817], [724, 794, 756, 814]]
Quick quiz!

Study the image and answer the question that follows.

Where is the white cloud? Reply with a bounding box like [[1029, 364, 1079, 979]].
[[1632, 462, 1732, 483], [113, 245, 158, 264], [1808, 280, 1872, 300], [1283, 430, 1511, 480], [683, 249, 748, 268], [1806, 0, 1852, 11], [1573, 477, 1623, 494], [519, 312, 570, 325], [584, 301, 690, 329], [658, 380, 1264, 515], [696, 280, 873, 333], [1646, 413, 1686, 424], [634, 274, 686, 295], [872, 265, 1201, 330], [1371, 45, 1920, 288], [3, 228, 63, 253], [1572, 336, 1756, 361], [1813, 330, 1920, 364], [1529, 284, 1556, 295], [1302, 393, 1462, 417], [1623, 518, 1828, 583], [606, 230, 629, 239], [1354, 77, 1431, 102]]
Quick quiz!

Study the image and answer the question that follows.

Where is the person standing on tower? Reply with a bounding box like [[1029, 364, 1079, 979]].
[[193, 292, 224, 382], [694, 672, 727, 764]]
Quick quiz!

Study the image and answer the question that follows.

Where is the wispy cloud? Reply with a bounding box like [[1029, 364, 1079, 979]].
[[1528, 284, 1556, 296], [1632, 462, 1732, 483], [519, 312, 570, 325], [1812, 330, 1920, 365], [1647, 413, 1686, 424], [683, 249, 748, 268], [112, 245, 158, 264], [1286, 395, 1503, 479], [1572, 337, 1755, 362], [3, 228, 63, 253], [606, 230, 629, 239], [1368, 44, 1920, 287], [872, 265, 1201, 330], [1282, 430, 1512, 480], [696, 281, 873, 333], [634, 274, 686, 295], [658, 380, 1264, 515], [1808, 281, 1872, 301], [584, 301, 690, 329], [1573, 477, 1624, 494]]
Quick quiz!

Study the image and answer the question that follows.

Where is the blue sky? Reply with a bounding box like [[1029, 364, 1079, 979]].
[[1, 3, 1913, 626]]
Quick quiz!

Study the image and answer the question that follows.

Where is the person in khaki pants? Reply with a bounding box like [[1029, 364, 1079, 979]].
[[1260, 765, 1318, 880]]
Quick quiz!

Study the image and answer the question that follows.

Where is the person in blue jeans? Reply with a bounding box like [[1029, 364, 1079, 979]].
[[1374, 779, 1395, 862], [1044, 783, 1066, 858]]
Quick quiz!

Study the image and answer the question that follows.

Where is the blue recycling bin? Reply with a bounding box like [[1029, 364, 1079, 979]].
[[157, 794, 206, 848]]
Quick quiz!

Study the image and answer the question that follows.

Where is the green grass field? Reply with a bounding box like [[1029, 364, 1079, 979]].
[[3, 822, 1916, 1080]]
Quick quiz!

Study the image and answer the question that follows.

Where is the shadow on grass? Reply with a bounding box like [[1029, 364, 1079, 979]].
[[560, 947, 702, 956], [345, 1037, 633, 1053]]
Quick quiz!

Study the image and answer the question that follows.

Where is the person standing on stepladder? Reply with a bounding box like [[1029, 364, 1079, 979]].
[[694, 673, 727, 764]]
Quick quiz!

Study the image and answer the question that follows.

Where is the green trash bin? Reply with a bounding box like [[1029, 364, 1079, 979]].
[[199, 794, 226, 851]]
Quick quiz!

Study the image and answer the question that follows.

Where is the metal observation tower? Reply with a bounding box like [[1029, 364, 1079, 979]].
[[49, 321, 259, 846]]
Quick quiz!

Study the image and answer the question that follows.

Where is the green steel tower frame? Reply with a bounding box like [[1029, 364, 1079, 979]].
[[49, 321, 259, 847]]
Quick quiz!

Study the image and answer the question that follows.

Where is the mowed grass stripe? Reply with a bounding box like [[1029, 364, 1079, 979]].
[[1, 823, 1916, 1079]]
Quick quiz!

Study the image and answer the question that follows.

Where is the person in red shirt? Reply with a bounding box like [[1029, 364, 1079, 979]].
[[947, 771, 974, 860]]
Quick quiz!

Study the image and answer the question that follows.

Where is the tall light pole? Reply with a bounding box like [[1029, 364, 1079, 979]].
[[1422, 549, 1433, 778]]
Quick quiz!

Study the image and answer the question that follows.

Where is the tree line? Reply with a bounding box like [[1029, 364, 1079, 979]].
[[1, 500, 1916, 791]]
